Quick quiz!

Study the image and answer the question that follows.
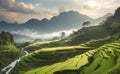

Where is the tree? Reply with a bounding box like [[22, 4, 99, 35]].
[[52, 36, 59, 40], [60, 32, 66, 38], [82, 21, 91, 27], [0, 31, 14, 44]]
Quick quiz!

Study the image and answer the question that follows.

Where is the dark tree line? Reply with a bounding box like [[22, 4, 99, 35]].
[[0, 31, 14, 45]]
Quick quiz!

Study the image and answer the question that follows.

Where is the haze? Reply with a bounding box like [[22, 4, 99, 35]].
[[0, 0, 120, 23]]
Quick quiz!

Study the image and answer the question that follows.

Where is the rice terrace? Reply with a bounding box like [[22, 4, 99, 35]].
[[0, 0, 120, 74]]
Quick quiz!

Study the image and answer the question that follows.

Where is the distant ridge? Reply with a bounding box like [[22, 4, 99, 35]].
[[0, 10, 112, 35]]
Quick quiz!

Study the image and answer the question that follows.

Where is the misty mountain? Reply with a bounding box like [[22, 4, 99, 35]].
[[22, 10, 94, 34], [0, 21, 20, 32], [13, 34, 34, 43], [94, 13, 113, 25], [0, 10, 113, 35]]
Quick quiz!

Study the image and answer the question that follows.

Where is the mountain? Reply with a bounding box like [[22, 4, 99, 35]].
[[22, 10, 94, 34], [0, 11, 113, 42], [114, 7, 120, 17], [0, 11, 94, 34], [66, 7, 120, 45], [94, 13, 113, 25], [10, 7, 120, 74], [13, 34, 34, 43], [0, 21, 20, 32]]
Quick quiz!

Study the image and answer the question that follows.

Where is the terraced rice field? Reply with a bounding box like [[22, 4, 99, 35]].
[[23, 41, 120, 74], [10, 46, 91, 74], [24, 52, 91, 74]]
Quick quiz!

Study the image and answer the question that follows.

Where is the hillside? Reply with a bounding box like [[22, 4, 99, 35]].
[[0, 32, 24, 72], [24, 36, 120, 74], [10, 31, 120, 74], [7, 7, 120, 74], [64, 7, 120, 45], [94, 13, 113, 25]]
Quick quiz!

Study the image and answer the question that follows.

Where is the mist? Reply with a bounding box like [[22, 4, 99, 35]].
[[13, 28, 78, 40]]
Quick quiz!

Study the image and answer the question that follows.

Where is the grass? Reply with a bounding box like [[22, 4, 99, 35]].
[[23, 49, 94, 74], [24, 40, 61, 52], [23, 50, 93, 74], [0, 43, 19, 52], [0, 43, 24, 70], [24, 53, 89, 74], [10, 32, 120, 74], [10, 45, 92, 74], [80, 41, 120, 74], [36, 46, 89, 52], [25, 40, 60, 48], [107, 58, 120, 74], [22, 38, 120, 74]]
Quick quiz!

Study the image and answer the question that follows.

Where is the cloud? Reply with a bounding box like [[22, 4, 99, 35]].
[[0, 6, 58, 23], [83, 5, 99, 10], [0, 8, 18, 23], [0, 0, 36, 14], [58, 7, 68, 13], [0, 0, 120, 23], [0, 1, 59, 23], [13, 28, 77, 39], [77, 0, 120, 18], [13, 29, 38, 38]]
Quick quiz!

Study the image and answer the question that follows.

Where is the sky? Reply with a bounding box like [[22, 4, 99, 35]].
[[0, 0, 120, 23]]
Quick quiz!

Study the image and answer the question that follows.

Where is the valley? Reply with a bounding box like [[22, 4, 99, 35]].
[[0, 3, 120, 74]]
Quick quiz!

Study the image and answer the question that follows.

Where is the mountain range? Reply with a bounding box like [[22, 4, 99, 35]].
[[0, 10, 113, 34]]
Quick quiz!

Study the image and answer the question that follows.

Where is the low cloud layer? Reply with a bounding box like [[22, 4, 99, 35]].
[[13, 29, 77, 39]]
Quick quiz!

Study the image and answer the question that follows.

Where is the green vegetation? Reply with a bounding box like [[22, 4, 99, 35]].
[[66, 25, 110, 45], [10, 30, 119, 74], [10, 32, 120, 74], [24, 40, 62, 52], [82, 21, 91, 27], [10, 45, 92, 74], [8, 7, 120, 74], [0, 32, 24, 70], [0, 31, 14, 45], [23, 38, 120, 74]]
